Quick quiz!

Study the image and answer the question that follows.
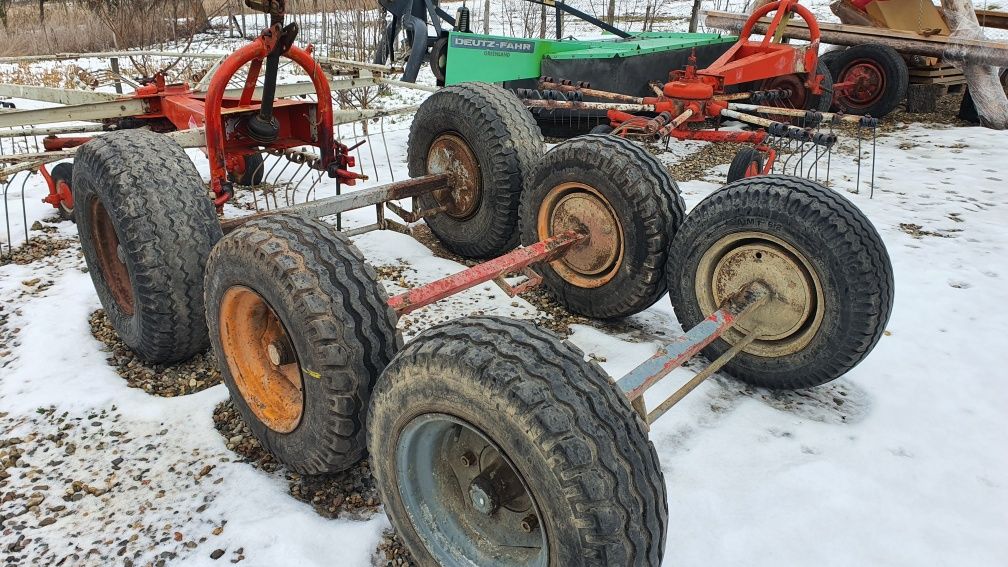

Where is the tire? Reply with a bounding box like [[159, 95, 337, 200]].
[[227, 152, 265, 186], [818, 48, 844, 77], [726, 147, 764, 183], [73, 129, 222, 363], [429, 35, 448, 85], [589, 123, 614, 135], [830, 44, 908, 117], [50, 161, 75, 221], [757, 61, 833, 122], [520, 134, 686, 319], [369, 316, 667, 566], [667, 175, 894, 389], [408, 82, 544, 259], [206, 214, 401, 474], [811, 60, 834, 113]]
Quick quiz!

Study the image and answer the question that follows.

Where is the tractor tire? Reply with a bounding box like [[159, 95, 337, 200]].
[[206, 214, 401, 474], [227, 152, 265, 186], [73, 129, 221, 364], [50, 161, 75, 221], [726, 147, 764, 183], [829, 44, 908, 118], [429, 35, 449, 86], [369, 316, 667, 567], [589, 123, 614, 135], [408, 82, 544, 259], [667, 175, 893, 390], [520, 134, 685, 319], [818, 48, 844, 77]]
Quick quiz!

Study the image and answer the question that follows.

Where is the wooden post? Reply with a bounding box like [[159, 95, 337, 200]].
[[940, 0, 1008, 128], [483, 0, 490, 34], [689, 0, 703, 32], [110, 57, 123, 95]]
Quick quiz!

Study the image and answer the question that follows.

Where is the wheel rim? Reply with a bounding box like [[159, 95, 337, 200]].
[[219, 286, 304, 433], [426, 133, 481, 219], [694, 231, 824, 357], [396, 413, 547, 567], [56, 179, 74, 213], [762, 74, 809, 109], [838, 59, 886, 109], [536, 182, 624, 288], [89, 199, 133, 314], [744, 160, 760, 178]]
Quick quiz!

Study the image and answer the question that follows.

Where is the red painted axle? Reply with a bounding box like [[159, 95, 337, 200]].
[[387, 230, 587, 315]]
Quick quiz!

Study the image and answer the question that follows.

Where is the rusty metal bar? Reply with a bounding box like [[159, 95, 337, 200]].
[[0, 124, 107, 138], [615, 283, 769, 403], [220, 174, 450, 232], [0, 98, 149, 129], [537, 81, 646, 104], [388, 230, 587, 315], [522, 99, 657, 113], [728, 102, 863, 124]]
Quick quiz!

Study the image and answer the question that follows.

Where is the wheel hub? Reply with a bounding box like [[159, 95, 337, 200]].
[[537, 183, 624, 288], [89, 199, 134, 315], [426, 133, 481, 219], [841, 60, 885, 106], [219, 286, 304, 433], [696, 231, 824, 357]]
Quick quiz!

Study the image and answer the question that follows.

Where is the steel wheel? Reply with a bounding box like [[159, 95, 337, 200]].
[[218, 286, 303, 434], [426, 132, 482, 219], [396, 413, 547, 566], [836, 59, 886, 110], [694, 231, 824, 358], [536, 182, 624, 289], [88, 199, 133, 315]]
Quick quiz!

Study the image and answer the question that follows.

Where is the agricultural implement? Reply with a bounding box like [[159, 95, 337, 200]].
[[2, 2, 894, 565]]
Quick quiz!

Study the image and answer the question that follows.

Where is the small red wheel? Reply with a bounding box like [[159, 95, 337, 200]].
[[50, 162, 75, 221]]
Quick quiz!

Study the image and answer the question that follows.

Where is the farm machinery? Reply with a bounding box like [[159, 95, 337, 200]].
[[2, 1, 894, 565]]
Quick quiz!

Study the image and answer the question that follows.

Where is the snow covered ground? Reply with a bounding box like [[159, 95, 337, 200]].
[[2, 2, 1008, 566]]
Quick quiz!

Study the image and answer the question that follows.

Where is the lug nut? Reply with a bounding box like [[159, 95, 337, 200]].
[[520, 514, 539, 533], [459, 451, 476, 467]]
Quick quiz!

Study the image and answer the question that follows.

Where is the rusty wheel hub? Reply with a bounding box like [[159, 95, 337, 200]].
[[763, 74, 809, 110], [219, 286, 304, 433], [840, 60, 885, 107], [537, 183, 624, 288], [426, 133, 481, 219], [695, 231, 824, 357], [89, 199, 133, 314]]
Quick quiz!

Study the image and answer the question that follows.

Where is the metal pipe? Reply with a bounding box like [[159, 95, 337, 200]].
[[729, 102, 863, 124], [522, 100, 657, 112], [538, 81, 645, 104], [387, 230, 587, 315]]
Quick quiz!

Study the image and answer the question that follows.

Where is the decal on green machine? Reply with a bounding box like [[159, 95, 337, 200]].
[[451, 36, 536, 54]]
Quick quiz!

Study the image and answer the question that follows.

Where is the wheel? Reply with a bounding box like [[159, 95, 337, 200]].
[[227, 152, 265, 186], [759, 60, 833, 116], [50, 161, 75, 221], [73, 129, 222, 363], [369, 316, 667, 566], [519, 134, 686, 319], [667, 175, 894, 389], [589, 123, 614, 135], [726, 147, 764, 183], [818, 48, 844, 75], [958, 68, 1008, 125], [429, 35, 448, 85], [408, 82, 544, 259], [206, 214, 401, 474], [829, 44, 908, 118]]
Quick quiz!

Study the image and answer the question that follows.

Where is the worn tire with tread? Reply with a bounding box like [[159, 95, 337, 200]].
[[74, 129, 221, 363], [829, 44, 908, 117], [369, 316, 667, 566], [206, 214, 401, 474], [520, 134, 685, 319], [726, 147, 764, 183], [667, 175, 894, 389], [408, 82, 544, 259]]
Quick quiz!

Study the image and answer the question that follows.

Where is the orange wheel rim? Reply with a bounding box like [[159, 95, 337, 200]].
[[745, 161, 760, 178], [426, 133, 482, 219], [89, 199, 133, 314], [536, 182, 624, 289], [56, 179, 74, 211], [219, 286, 304, 433]]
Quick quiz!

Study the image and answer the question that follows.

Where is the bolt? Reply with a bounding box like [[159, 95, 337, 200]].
[[520, 514, 539, 533], [116, 245, 126, 264], [266, 343, 282, 366], [459, 451, 476, 467]]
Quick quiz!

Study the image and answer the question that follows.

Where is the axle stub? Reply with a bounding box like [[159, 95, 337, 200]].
[[520, 134, 685, 319], [408, 82, 544, 259], [369, 316, 667, 566], [206, 214, 401, 474], [667, 175, 894, 389]]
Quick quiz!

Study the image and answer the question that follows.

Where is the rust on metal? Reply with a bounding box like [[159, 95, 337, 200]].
[[426, 133, 482, 219], [388, 230, 587, 315], [89, 199, 134, 315], [537, 80, 645, 104]]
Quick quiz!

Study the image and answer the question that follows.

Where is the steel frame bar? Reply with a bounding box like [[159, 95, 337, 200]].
[[0, 98, 150, 129], [728, 102, 863, 123], [387, 230, 587, 315], [615, 282, 769, 403]]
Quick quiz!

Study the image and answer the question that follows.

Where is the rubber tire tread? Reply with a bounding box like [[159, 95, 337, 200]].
[[667, 175, 894, 389], [407, 82, 544, 259], [726, 147, 764, 183], [51, 161, 75, 221], [205, 214, 401, 474], [73, 129, 221, 363], [829, 44, 908, 118], [520, 134, 685, 319], [369, 316, 667, 566], [228, 153, 265, 186]]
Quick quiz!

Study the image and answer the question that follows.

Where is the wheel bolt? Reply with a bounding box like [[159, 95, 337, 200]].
[[266, 343, 282, 366], [459, 451, 476, 467], [520, 514, 538, 533]]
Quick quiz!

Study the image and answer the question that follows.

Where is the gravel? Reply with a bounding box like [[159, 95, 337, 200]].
[[88, 310, 221, 397]]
